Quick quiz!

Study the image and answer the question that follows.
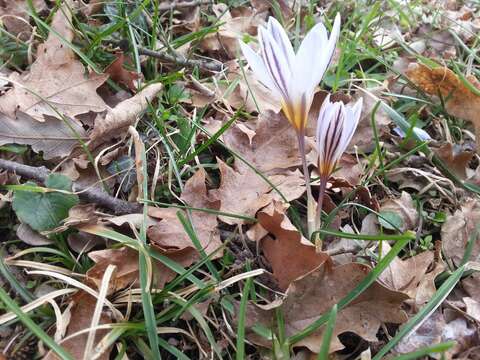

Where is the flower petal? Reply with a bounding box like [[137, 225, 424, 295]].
[[259, 26, 292, 98], [239, 40, 279, 94], [294, 13, 341, 95], [266, 17, 295, 70], [293, 21, 329, 95]]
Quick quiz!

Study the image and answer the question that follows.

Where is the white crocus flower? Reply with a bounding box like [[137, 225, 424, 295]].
[[316, 95, 363, 180], [240, 14, 341, 133]]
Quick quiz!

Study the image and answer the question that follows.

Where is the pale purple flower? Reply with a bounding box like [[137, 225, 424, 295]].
[[239, 14, 341, 132], [316, 95, 363, 178]]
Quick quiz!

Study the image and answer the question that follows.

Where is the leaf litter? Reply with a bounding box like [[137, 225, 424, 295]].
[[1, 1, 480, 359]]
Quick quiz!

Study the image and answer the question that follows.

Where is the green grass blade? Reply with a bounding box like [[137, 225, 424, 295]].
[[372, 266, 465, 359], [176, 211, 220, 281], [0, 287, 74, 360], [0, 248, 34, 303], [316, 229, 416, 242], [236, 276, 253, 360], [390, 341, 455, 360], [317, 304, 338, 360]]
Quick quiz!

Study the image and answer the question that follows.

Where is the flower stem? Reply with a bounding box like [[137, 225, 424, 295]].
[[316, 175, 328, 251], [297, 132, 315, 239]]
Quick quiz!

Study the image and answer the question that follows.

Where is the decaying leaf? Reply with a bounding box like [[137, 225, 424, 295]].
[[349, 87, 391, 153], [244, 262, 408, 354], [105, 52, 140, 92], [257, 201, 330, 290], [210, 159, 304, 225], [379, 191, 419, 232], [0, 111, 87, 159], [200, 4, 265, 59], [379, 243, 444, 307], [89, 82, 163, 149], [406, 63, 480, 149], [43, 291, 112, 360], [0, 4, 108, 121], [16, 222, 53, 246], [223, 111, 301, 173], [435, 142, 474, 179], [0, 0, 46, 39], [442, 198, 480, 266], [394, 310, 446, 354], [147, 168, 222, 259]]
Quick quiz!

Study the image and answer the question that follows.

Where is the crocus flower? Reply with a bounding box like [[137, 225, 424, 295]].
[[240, 14, 340, 133], [315, 95, 362, 236], [316, 95, 363, 180]]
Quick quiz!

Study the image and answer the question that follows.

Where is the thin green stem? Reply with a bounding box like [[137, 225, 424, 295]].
[[297, 132, 315, 238], [315, 174, 328, 249]]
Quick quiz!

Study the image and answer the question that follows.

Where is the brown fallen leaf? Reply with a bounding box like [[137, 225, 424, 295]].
[[200, 4, 265, 59], [16, 223, 53, 246], [223, 111, 301, 173], [257, 201, 330, 290], [394, 310, 446, 354], [89, 82, 163, 150], [43, 291, 112, 360], [406, 63, 480, 149], [379, 243, 445, 307], [244, 262, 408, 354], [87, 246, 139, 293], [147, 168, 222, 259], [349, 86, 391, 153], [379, 191, 419, 232], [209, 158, 304, 225], [105, 52, 140, 92], [0, 3, 108, 121], [442, 198, 480, 266], [0, 0, 46, 39], [463, 297, 480, 323], [0, 111, 87, 159], [462, 272, 480, 300], [435, 142, 474, 179]]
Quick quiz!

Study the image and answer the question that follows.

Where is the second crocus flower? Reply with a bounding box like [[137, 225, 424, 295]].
[[316, 95, 363, 231]]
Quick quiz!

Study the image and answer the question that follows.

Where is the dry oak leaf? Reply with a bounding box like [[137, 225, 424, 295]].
[[379, 243, 445, 307], [0, 0, 46, 39], [435, 142, 474, 179], [406, 63, 480, 149], [43, 291, 112, 360], [89, 82, 163, 150], [210, 158, 305, 225], [223, 111, 301, 173], [105, 52, 140, 92], [0, 111, 87, 159], [379, 191, 419, 232], [442, 198, 480, 266], [200, 4, 266, 59], [257, 201, 330, 290], [245, 262, 408, 354], [0, 3, 108, 121], [349, 86, 391, 153], [147, 168, 222, 259]]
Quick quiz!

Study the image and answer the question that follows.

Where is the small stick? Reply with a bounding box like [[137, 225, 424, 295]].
[[0, 159, 141, 215], [138, 47, 224, 73], [107, 39, 223, 73], [158, 0, 212, 11]]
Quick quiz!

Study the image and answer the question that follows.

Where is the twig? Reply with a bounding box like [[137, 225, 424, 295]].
[[158, 0, 212, 11], [138, 47, 223, 73], [107, 39, 224, 73], [0, 159, 141, 215]]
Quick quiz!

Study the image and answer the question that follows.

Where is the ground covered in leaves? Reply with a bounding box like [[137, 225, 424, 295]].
[[1, 0, 480, 359]]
